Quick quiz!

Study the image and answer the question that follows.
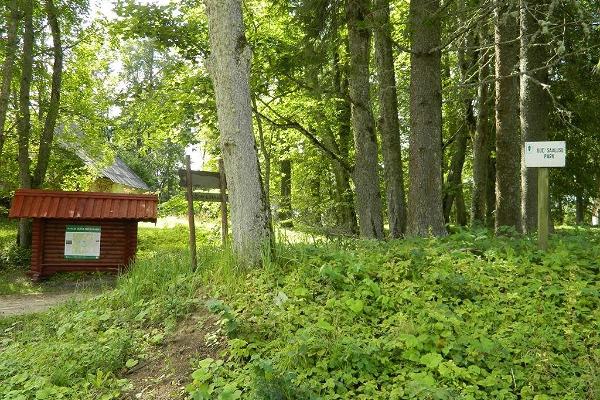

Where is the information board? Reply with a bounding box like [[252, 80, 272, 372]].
[[64, 225, 101, 259], [524, 141, 566, 168]]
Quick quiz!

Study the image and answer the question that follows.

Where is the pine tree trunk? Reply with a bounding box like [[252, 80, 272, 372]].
[[32, 0, 63, 189], [0, 0, 19, 159], [374, 0, 407, 238], [407, 0, 446, 237], [494, 0, 522, 233], [204, 0, 272, 264], [346, 0, 384, 239], [471, 29, 492, 226], [520, 0, 551, 233]]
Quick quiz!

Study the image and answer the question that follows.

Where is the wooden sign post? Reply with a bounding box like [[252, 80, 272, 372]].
[[524, 141, 566, 251], [179, 158, 229, 270], [185, 155, 198, 271]]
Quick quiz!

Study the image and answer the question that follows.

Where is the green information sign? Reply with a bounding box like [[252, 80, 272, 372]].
[[64, 225, 101, 259]]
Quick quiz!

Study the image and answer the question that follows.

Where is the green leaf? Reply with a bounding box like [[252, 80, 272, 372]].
[[419, 352, 443, 369], [125, 358, 138, 369], [346, 298, 364, 314]]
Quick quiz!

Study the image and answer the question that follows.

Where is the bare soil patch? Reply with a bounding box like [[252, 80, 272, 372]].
[[123, 312, 227, 399]]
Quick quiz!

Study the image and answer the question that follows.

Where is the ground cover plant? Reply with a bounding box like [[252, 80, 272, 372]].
[[187, 228, 600, 399], [1, 225, 598, 399], [0, 225, 227, 399]]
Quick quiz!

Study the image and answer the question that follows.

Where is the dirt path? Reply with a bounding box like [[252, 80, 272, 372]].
[[0, 292, 95, 316], [123, 313, 226, 399], [0, 275, 116, 317]]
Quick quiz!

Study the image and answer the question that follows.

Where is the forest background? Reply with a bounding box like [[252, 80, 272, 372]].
[[0, 0, 599, 246]]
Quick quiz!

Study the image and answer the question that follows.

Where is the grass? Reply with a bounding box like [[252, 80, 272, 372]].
[[0, 222, 598, 399]]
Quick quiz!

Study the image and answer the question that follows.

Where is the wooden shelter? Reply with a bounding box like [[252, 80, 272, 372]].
[[9, 189, 158, 281]]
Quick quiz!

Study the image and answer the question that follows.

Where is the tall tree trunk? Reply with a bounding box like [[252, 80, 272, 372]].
[[17, 0, 35, 249], [407, 0, 446, 237], [575, 195, 585, 225], [346, 0, 384, 239], [0, 0, 19, 159], [520, 0, 551, 233], [373, 0, 407, 238], [486, 154, 496, 228], [455, 187, 468, 226], [443, 125, 469, 223], [252, 94, 270, 204], [204, 0, 272, 264], [471, 29, 492, 226], [331, 53, 358, 234], [279, 158, 293, 227], [494, 0, 522, 233], [32, 0, 63, 189], [443, 1, 475, 225]]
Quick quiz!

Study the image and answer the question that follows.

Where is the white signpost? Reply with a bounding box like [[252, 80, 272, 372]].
[[524, 141, 566, 250]]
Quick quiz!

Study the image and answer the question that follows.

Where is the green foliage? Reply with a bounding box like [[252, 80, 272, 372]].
[[188, 229, 600, 399], [0, 226, 208, 399]]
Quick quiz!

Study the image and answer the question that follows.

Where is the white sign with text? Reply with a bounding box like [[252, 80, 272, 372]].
[[524, 141, 566, 168]]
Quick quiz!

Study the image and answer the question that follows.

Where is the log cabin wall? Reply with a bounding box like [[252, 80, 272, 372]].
[[30, 219, 138, 280]]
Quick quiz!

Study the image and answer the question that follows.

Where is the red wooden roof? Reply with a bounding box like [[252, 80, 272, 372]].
[[9, 189, 158, 222]]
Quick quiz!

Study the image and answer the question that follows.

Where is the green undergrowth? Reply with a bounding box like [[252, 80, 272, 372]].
[[1, 226, 599, 399], [0, 225, 232, 400], [188, 228, 600, 400]]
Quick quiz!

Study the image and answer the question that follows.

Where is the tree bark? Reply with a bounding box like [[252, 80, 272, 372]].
[[471, 29, 492, 227], [17, 0, 35, 248], [575, 195, 585, 225], [443, 125, 469, 223], [331, 53, 358, 235], [204, 0, 272, 264], [252, 94, 270, 204], [494, 0, 522, 233], [345, 0, 384, 239], [407, 0, 447, 237], [373, 0, 407, 238], [32, 0, 63, 189], [279, 158, 293, 227], [0, 0, 19, 159], [520, 0, 551, 233], [486, 154, 496, 228]]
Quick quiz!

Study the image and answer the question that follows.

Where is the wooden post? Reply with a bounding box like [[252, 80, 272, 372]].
[[537, 167, 549, 251], [185, 155, 198, 270], [218, 158, 228, 246]]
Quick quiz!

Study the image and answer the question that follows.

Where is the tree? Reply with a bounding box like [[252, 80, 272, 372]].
[[374, 0, 407, 237], [471, 27, 492, 226], [204, 0, 272, 264], [407, 0, 446, 237], [16, 0, 35, 247], [346, 0, 384, 239], [494, 0, 522, 232], [33, 0, 63, 189], [520, 0, 551, 233], [0, 0, 19, 159]]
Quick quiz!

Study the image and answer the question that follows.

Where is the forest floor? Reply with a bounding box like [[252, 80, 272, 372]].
[[1, 222, 598, 399]]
